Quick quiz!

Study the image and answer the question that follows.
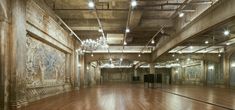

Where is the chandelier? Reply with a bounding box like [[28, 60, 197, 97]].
[[81, 37, 108, 52]]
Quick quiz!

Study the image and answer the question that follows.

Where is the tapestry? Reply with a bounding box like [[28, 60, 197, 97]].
[[26, 36, 66, 87]]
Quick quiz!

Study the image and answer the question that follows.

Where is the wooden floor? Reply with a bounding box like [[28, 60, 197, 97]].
[[20, 83, 235, 110]]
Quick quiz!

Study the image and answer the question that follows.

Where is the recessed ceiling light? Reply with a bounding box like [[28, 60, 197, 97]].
[[151, 39, 155, 44], [179, 12, 185, 18], [125, 28, 130, 33], [131, 0, 137, 7], [224, 30, 230, 36], [88, 1, 95, 8], [205, 41, 209, 44]]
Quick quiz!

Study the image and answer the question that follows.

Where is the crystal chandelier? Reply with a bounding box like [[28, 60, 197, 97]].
[[81, 37, 108, 52]]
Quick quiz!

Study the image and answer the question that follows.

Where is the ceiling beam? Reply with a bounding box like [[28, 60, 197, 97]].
[[152, 0, 235, 62]]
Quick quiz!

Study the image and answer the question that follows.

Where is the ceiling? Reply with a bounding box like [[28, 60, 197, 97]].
[[44, 0, 216, 54]]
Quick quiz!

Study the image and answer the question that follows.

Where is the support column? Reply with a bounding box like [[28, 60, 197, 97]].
[[223, 53, 230, 87], [150, 63, 155, 74], [9, 0, 28, 109], [80, 55, 85, 88], [134, 69, 137, 77], [0, 20, 9, 110], [149, 63, 155, 88], [203, 60, 208, 86]]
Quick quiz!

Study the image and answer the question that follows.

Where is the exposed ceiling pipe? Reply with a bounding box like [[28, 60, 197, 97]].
[[140, 26, 164, 53], [54, 8, 195, 12], [93, 1, 112, 58], [55, 15, 83, 43], [121, 3, 132, 53], [138, 1, 213, 7]]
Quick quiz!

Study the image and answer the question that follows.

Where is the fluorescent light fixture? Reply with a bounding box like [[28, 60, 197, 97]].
[[88, 1, 95, 8], [125, 28, 130, 33], [179, 12, 185, 17], [224, 30, 230, 36], [131, 0, 137, 7]]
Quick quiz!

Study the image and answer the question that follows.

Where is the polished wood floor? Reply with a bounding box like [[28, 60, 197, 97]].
[[20, 83, 235, 110]]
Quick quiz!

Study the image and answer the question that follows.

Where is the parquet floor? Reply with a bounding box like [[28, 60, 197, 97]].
[[20, 83, 235, 110]]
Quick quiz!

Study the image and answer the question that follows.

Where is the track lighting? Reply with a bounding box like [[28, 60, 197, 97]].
[[179, 12, 185, 18], [151, 39, 155, 44], [98, 28, 103, 32], [125, 28, 130, 33], [88, 1, 95, 8], [131, 0, 137, 7], [176, 58, 179, 61], [124, 41, 127, 45], [224, 30, 230, 36]]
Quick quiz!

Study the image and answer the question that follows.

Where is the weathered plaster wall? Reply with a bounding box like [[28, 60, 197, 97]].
[[23, 0, 78, 103]]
